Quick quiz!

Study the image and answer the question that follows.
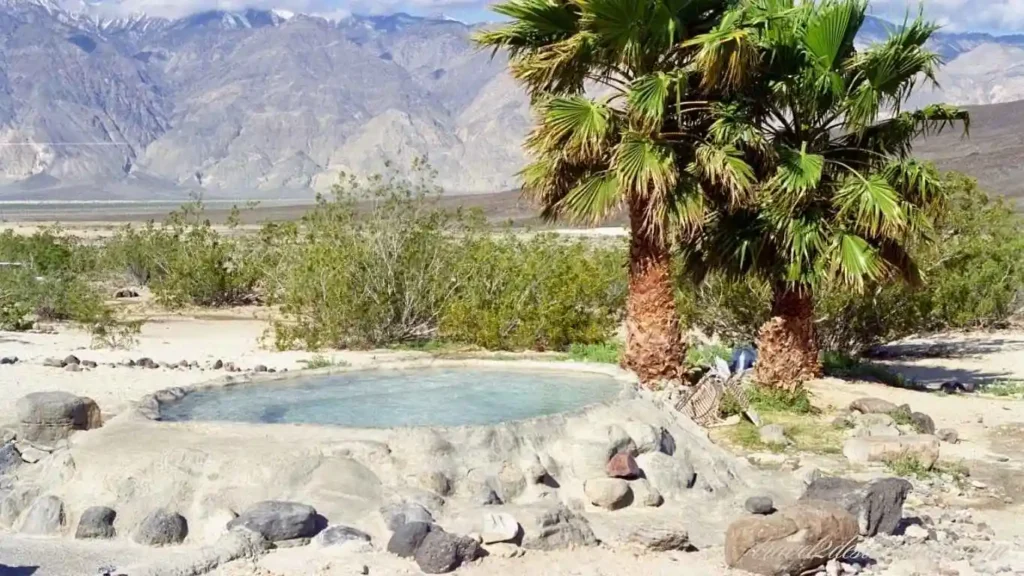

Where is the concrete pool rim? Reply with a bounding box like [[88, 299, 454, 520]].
[[132, 358, 641, 431]]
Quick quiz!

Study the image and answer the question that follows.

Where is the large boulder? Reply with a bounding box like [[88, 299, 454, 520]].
[[387, 521, 434, 558], [75, 506, 117, 539], [635, 452, 696, 499], [801, 477, 911, 536], [481, 512, 521, 544], [227, 501, 320, 542], [0, 485, 40, 528], [16, 392, 102, 445], [849, 398, 898, 415], [0, 442, 21, 477], [725, 502, 859, 576], [134, 509, 188, 546], [414, 530, 481, 574], [519, 504, 598, 550], [842, 435, 940, 469], [584, 478, 632, 510], [380, 501, 434, 531], [628, 478, 663, 507], [911, 412, 936, 435], [17, 495, 65, 535]]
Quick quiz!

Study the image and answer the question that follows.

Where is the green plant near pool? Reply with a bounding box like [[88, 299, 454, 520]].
[[567, 342, 622, 364]]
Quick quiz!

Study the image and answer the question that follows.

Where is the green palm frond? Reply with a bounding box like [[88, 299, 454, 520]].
[[768, 144, 824, 199], [834, 172, 904, 237], [829, 232, 886, 288], [803, 0, 864, 71], [628, 71, 688, 125], [558, 171, 623, 222], [694, 143, 755, 202], [530, 96, 614, 161]]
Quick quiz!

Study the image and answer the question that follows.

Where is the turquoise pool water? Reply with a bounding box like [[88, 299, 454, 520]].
[[160, 367, 622, 427]]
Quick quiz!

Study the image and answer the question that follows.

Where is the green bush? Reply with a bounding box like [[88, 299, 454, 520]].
[[269, 163, 626, 351], [567, 342, 622, 364]]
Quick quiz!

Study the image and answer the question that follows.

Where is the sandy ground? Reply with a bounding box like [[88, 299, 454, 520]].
[[2, 318, 1024, 575]]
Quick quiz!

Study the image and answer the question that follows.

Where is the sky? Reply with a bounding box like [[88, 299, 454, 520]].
[[80, 1, 1024, 35]]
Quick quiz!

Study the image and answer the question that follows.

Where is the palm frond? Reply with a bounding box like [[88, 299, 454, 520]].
[[558, 171, 623, 222], [834, 172, 905, 237]]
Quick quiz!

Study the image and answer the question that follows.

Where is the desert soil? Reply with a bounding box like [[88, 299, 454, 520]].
[[2, 314, 1024, 575]]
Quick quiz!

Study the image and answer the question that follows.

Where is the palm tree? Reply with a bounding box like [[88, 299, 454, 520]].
[[475, 0, 756, 386], [683, 0, 968, 389]]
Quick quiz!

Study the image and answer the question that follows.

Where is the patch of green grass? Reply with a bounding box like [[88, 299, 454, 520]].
[[567, 342, 622, 364], [747, 386, 817, 415], [822, 351, 911, 388], [983, 379, 1024, 398], [715, 413, 844, 456], [685, 343, 732, 368], [301, 354, 350, 370], [885, 456, 970, 487], [890, 404, 914, 426]]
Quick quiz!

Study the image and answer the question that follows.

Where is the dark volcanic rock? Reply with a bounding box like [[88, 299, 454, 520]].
[[387, 521, 433, 558], [414, 530, 480, 574], [134, 509, 188, 546], [801, 476, 912, 536], [745, 496, 775, 515], [76, 506, 117, 539], [911, 412, 936, 435], [227, 501, 320, 542]]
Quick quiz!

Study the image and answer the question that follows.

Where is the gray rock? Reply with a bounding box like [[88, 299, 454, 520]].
[[315, 525, 371, 547], [936, 428, 959, 444], [0, 442, 21, 477], [18, 495, 65, 535], [380, 501, 434, 531], [227, 501, 319, 542], [0, 356, 18, 365], [81, 360, 98, 369], [76, 506, 117, 539], [16, 391, 102, 445], [63, 355, 80, 366], [481, 512, 520, 544], [849, 397, 898, 414], [475, 486, 502, 506], [254, 364, 268, 373], [801, 476, 912, 536], [134, 509, 188, 546], [414, 530, 480, 574], [911, 412, 936, 435], [42, 358, 64, 368], [519, 504, 598, 550], [759, 424, 790, 446], [583, 478, 632, 510], [855, 424, 901, 438], [0, 485, 41, 528], [387, 521, 433, 558], [628, 478, 663, 507], [626, 526, 689, 551], [745, 496, 775, 515], [64, 363, 82, 372], [635, 451, 696, 498], [213, 359, 224, 369], [842, 435, 940, 469], [16, 443, 47, 464]]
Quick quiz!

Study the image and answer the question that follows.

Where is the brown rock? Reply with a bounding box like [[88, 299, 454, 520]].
[[849, 398, 898, 415], [606, 453, 640, 479], [842, 435, 940, 469], [725, 502, 859, 576]]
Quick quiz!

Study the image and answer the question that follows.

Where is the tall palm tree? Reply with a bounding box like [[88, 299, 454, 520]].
[[475, 0, 755, 386], [683, 0, 969, 389]]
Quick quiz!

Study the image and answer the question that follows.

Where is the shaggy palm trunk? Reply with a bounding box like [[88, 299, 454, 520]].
[[622, 201, 686, 387], [754, 284, 822, 390]]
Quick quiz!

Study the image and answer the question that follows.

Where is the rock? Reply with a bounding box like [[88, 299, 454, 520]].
[[254, 364, 268, 373], [0, 356, 18, 365], [842, 435, 940, 469], [796, 465, 822, 486], [911, 412, 936, 435], [481, 512, 520, 544], [113, 288, 140, 298], [626, 526, 689, 551], [759, 424, 790, 446], [855, 424, 901, 438], [519, 504, 598, 550], [414, 530, 480, 574], [416, 470, 452, 496], [483, 542, 526, 558], [63, 355, 80, 366], [724, 502, 859, 576], [81, 360, 97, 369], [627, 478, 663, 507], [0, 485, 40, 528], [315, 525, 372, 547], [849, 397, 898, 414], [227, 501, 319, 542], [745, 496, 775, 515], [854, 413, 896, 428], [16, 443, 47, 464], [904, 524, 929, 541], [605, 453, 640, 479], [0, 442, 22, 476], [475, 487, 502, 506], [18, 495, 66, 535], [801, 476, 912, 536], [65, 363, 82, 372], [387, 521, 433, 558], [825, 559, 841, 576], [16, 391, 103, 445], [134, 509, 188, 546], [937, 428, 959, 444], [622, 422, 663, 454], [496, 461, 527, 501], [76, 506, 117, 539], [584, 478, 632, 510], [635, 452, 696, 498], [213, 359, 224, 369], [42, 357, 64, 368], [380, 501, 434, 531]]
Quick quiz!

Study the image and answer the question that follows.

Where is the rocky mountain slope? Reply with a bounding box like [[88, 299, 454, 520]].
[[0, 0, 1021, 200]]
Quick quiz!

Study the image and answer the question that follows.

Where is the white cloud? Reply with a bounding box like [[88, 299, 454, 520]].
[[73, 0, 488, 19], [868, 0, 1024, 34]]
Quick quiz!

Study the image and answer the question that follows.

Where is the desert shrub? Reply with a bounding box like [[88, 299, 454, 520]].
[[440, 234, 626, 350], [269, 162, 626, 351], [676, 272, 771, 347], [104, 199, 266, 307]]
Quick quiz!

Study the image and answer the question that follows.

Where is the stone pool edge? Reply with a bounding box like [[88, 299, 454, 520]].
[[133, 357, 641, 427]]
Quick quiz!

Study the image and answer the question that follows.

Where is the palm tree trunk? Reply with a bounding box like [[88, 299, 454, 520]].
[[622, 201, 686, 387], [754, 284, 821, 390]]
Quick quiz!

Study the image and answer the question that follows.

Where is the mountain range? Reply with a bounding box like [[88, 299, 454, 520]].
[[0, 0, 1023, 201]]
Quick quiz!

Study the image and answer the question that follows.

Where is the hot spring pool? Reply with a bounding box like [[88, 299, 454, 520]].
[[159, 367, 624, 428]]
